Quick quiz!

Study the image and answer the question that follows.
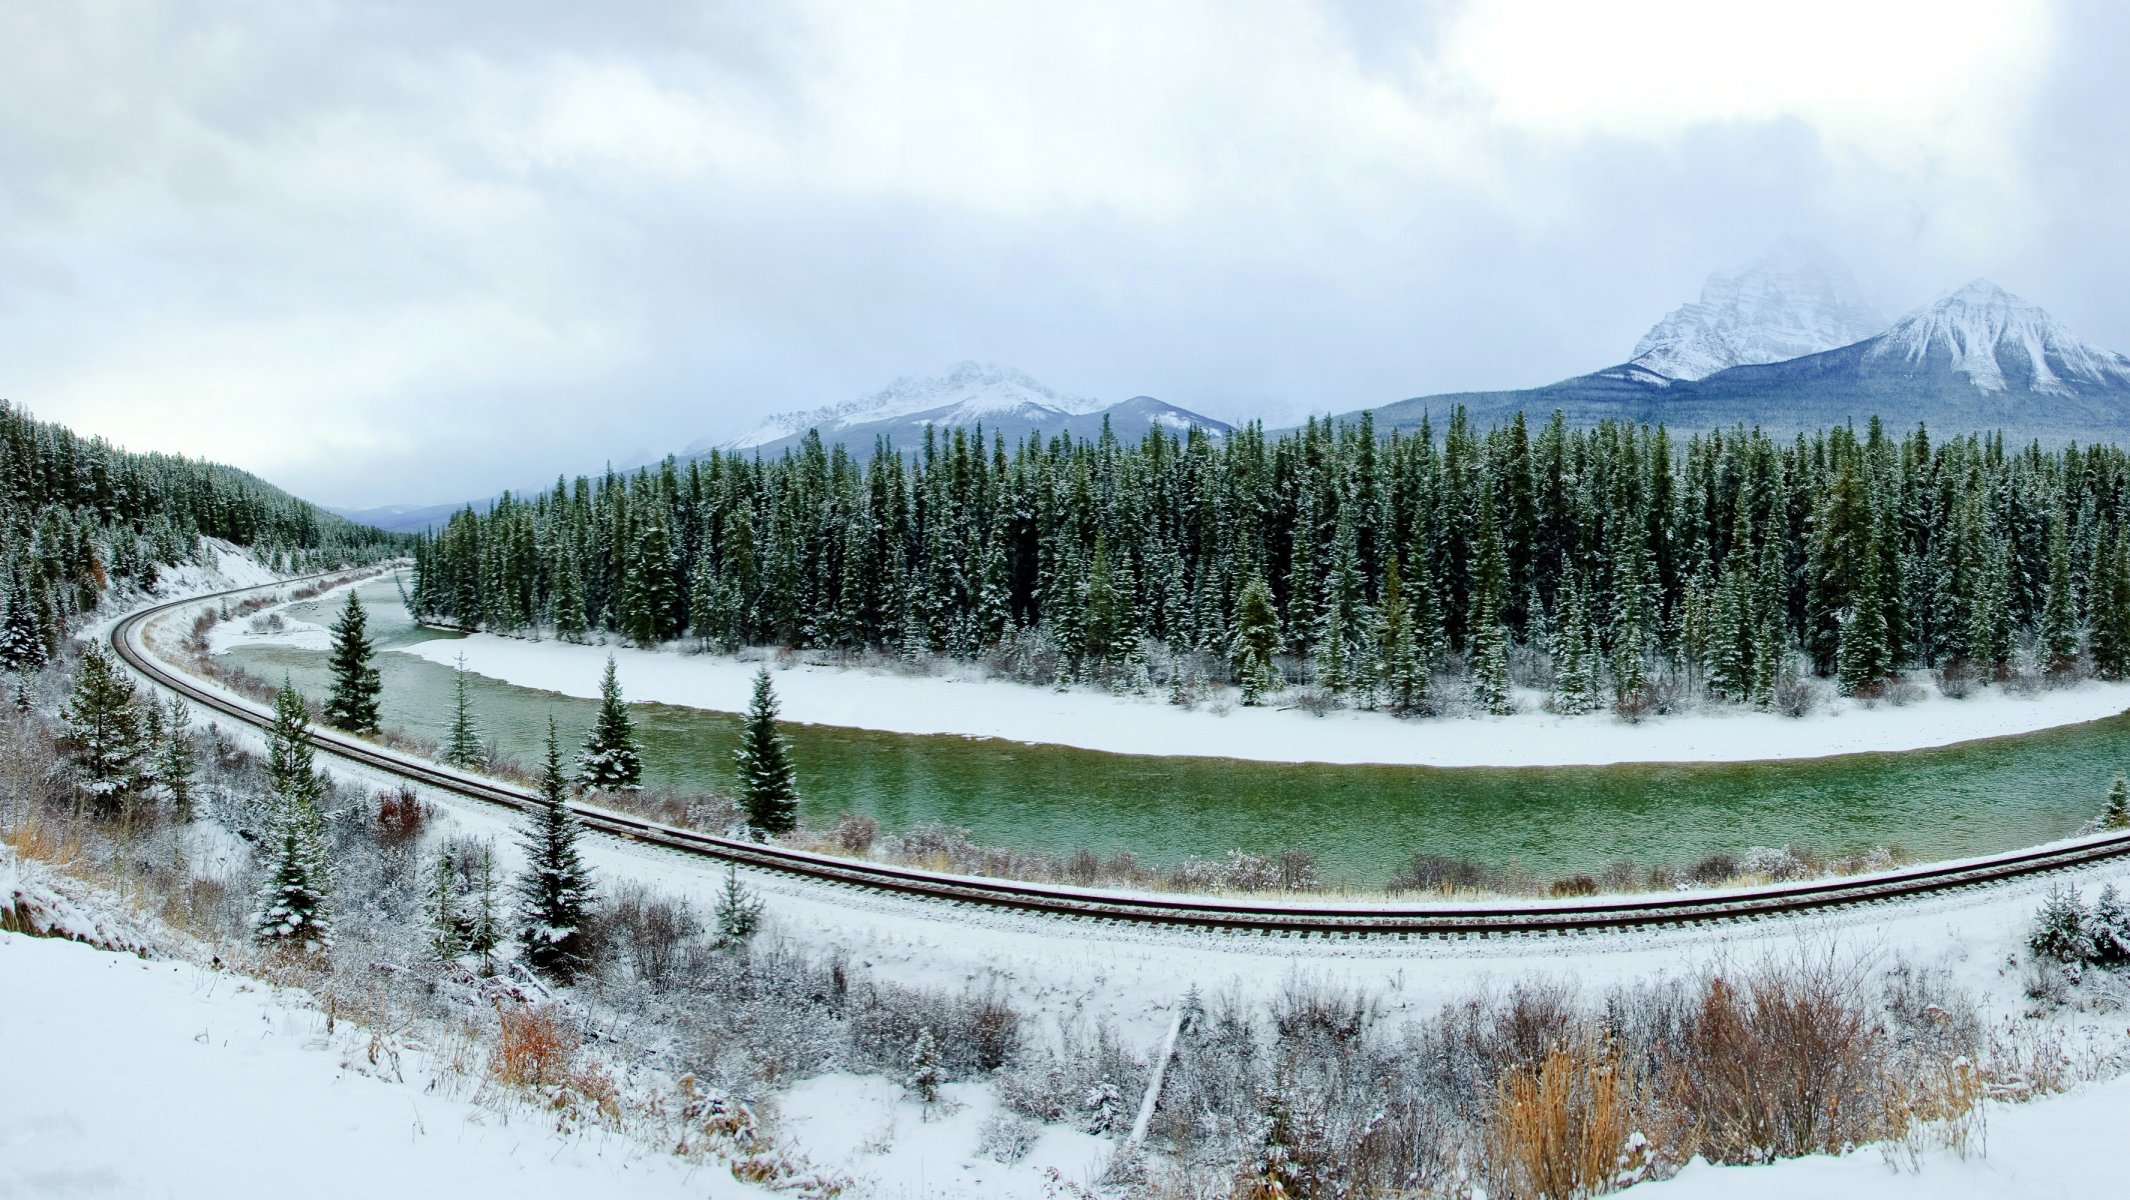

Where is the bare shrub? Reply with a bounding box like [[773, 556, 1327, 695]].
[[1389, 853, 1488, 895], [1278, 848, 1319, 891], [1550, 874, 1599, 898], [1934, 657, 1977, 699], [1881, 676, 1926, 707], [1774, 673, 1820, 718], [1292, 686, 1337, 717], [597, 883, 702, 989], [373, 786, 430, 849], [831, 813, 877, 856], [1685, 853, 1738, 887], [1658, 957, 1883, 1163], [490, 1004, 579, 1088]]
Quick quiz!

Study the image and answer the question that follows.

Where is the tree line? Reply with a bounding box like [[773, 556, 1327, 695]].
[[0, 400, 405, 673], [410, 410, 2130, 716]]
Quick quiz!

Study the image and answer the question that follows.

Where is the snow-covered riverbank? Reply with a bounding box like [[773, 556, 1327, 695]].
[[390, 631, 2130, 767]]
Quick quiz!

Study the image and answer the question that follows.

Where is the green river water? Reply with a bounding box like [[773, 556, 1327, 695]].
[[217, 580, 2130, 886]]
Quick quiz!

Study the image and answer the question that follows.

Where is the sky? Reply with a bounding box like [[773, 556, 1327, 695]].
[[2, 0, 2126, 509]]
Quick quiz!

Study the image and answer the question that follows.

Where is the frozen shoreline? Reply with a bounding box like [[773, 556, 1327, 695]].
[[381, 629, 2130, 768]]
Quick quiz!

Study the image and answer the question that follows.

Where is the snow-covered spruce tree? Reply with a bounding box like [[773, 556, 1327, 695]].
[[265, 680, 324, 802], [1467, 500, 1513, 716], [158, 695, 196, 821], [1837, 539, 1891, 697], [0, 566, 50, 673], [906, 1027, 942, 1109], [2091, 885, 2130, 967], [2041, 517, 2079, 675], [551, 543, 589, 644], [1549, 572, 1600, 715], [1230, 576, 1281, 705], [253, 684, 332, 952], [58, 643, 148, 816], [517, 717, 596, 978], [463, 841, 503, 962], [2103, 776, 2130, 831], [1375, 556, 1428, 716], [735, 667, 799, 837], [442, 653, 483, 770], [322, 589, 382, 733], [714, 863, 764, 945], [2029, 886, 2093, 965], [576, 655, 643, 790], [427, 844, 465, 960]]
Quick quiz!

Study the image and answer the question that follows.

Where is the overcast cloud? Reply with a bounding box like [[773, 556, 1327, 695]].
[[2, 0, 2125, 507]]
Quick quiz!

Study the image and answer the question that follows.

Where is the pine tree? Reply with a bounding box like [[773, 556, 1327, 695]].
[[461, 840, 503, 962], [2028, 885, 2093, 964], [1468, 501, 1513, 715], [323, 589, 382, 733], [551, 545, 589, 643], [442, 653, 484, 769], [2090, 885, 2130, 967], [253, 684, 331, 951], [1966, 532, 2013, 678], [1230, 576, 1281, 705], [158, 695, 196, 822], [735, 667, 799, 837], [517, 717, 595, 977], [0, 567, 49, 672], [2041, 517, 2079, 674], [2103, 776, 2130, 831], [1376, 557, 1429, 716], [576, 654, 642, 790], [265, 683, 325, 806], [59, 643, 148, 815], [906, 1027, 942, 1108], [427, 845, 465, 960], [1549, 571, 1600, 715], [714, 863, 765, 944], [1838, 531, 1891, 697]]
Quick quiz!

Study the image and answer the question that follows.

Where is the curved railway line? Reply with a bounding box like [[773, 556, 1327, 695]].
[[113, 571, 2130, 938]]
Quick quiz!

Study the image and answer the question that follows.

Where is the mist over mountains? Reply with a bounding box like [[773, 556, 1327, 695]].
[[329, 243, 2130, 532], [1348, 245, 2130, 444]]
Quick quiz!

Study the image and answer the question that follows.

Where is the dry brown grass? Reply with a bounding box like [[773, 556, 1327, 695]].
[[489, 1004, 579, 1088], [1486, 1032, 1637, 1200]]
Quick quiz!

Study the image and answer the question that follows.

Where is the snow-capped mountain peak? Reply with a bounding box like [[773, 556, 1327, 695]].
[[714, 361, 1106, 451], [1627, 238, 1887, 382], [1866, 278, 2130, 396]]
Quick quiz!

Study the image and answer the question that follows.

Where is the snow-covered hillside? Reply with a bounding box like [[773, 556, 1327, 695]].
[[1627, 238, 1887, 382], [0, 931, 761, 1200], [1868, 278, 2130, 397]]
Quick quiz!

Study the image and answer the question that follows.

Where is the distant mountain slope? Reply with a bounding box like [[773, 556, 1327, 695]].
[[1627, 238, 1887, 382], [1357, 279, 2130, 443], [708, 362, 1232, 458], [336, 364, 1232, 531]]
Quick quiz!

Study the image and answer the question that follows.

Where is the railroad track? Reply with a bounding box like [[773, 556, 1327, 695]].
[[112, 571, 2130, 937]]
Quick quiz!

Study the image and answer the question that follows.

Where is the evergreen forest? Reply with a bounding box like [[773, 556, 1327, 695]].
[[1, 399, 403, 669], [409, 410, 2130, 716]]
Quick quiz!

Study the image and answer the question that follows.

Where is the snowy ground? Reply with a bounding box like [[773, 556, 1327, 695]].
[[0, 931, 762, 1200], [391, 627, 2130, 767], [1641, 1073, 2130, 1199], [79, 556, 2130, 1195]]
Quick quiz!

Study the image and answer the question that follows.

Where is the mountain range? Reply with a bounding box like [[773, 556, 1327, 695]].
[[1348, 249, 2130, 444], [703, 361, 1233, 459], [329, 363, 1235, 531], [329, 245, 2130, 532]]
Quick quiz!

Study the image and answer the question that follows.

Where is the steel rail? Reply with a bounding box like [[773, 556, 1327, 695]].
[[110, 571, 2130, 937]]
